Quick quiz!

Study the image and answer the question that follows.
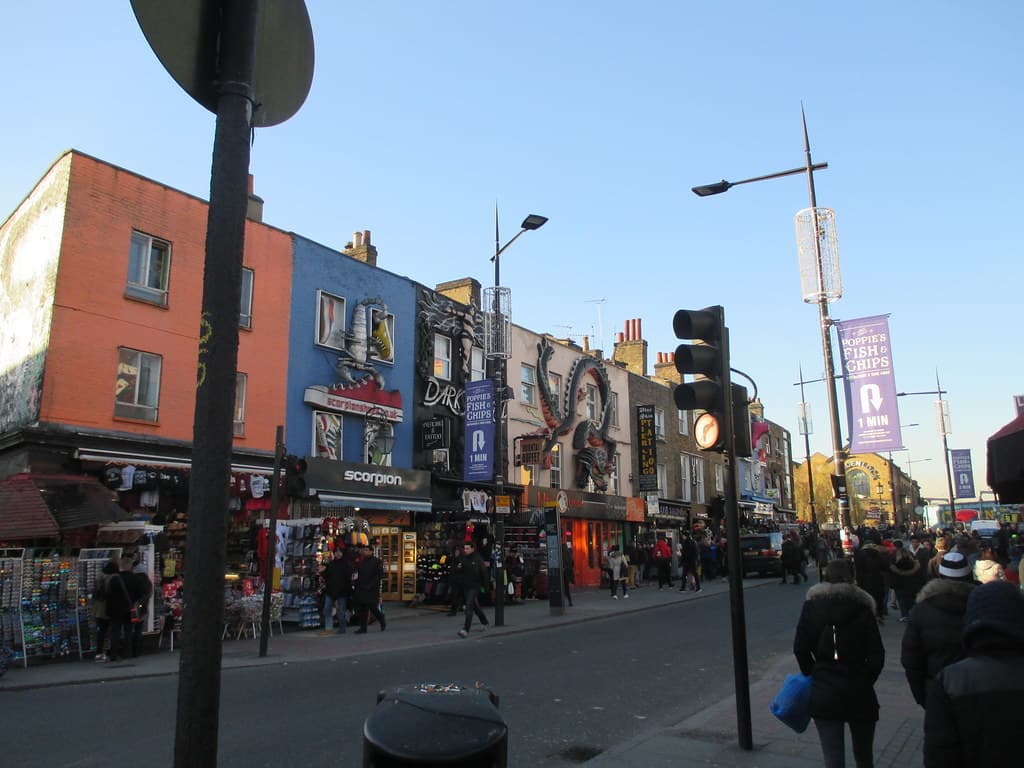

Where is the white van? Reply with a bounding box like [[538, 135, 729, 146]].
[[968, 519, 1000, 541]]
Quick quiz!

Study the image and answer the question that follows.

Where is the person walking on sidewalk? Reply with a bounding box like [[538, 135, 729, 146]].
[[561, 542, 575, 607], [679, 531, 701, 592], [889, 543, 923, 621], [319, 547, 352, 634], [793, 558, 885, 768], [457, 541, 490, 637], [924, 580, 1024, 766], [653, 537, 672, 589], [91, 558, 119, 661], [352, 545, 386, 634], [781, 531, 804, 585], [900, 551, 976, 709], [608, 545, 630, 599]]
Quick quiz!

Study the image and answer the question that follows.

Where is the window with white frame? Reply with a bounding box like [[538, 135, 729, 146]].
[[114, 347, 161, 422], [585, 384, 599, 423], [233, 373, 247, 436], [609, 392, 619, 427], [316, 290, 346, 349], [656, 463, 667, 497], [470, 347, 486, 382], [547, 371, 562, 414], [550, 444, 561, 489], [520, 462, 539, 486], [239, 268, 254, 329], [126, 231, 171, 306], [654, 407, 666, 439], [369, 308, 395, 364], [609, 453, 620, 495], [678, 409, 689, 435], [715, 463, 725, 493], [520, 364, 537, 406], [313, 411, 342, 460], [433, 334, 452, 380], [681, 453, 706, 504]]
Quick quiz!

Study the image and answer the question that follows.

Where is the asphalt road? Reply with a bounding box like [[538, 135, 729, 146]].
[[0, 580, 811, 767]]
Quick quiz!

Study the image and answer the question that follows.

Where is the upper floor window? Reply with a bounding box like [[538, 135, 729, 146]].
[[654, 407, 666, 439], [470, 347, 486, 382], [678, 409, 689, 436], [609, 392, 619, 427], [585, 384, 599, 423], [239, 268, 254, 329], [520, 364, 537, 406], [656, 463, 667, 497], [370, 308, 395, 364], [715, 463, 725, 493], [233, 373, 247, 436], [609, 454, 620, 495], [316, 290, 346, 349], [115, 347, 161, 422], [126, 231, 170, 306], [313, 410, 342, 460], [433, 334, 452, 380], [547, 371, 562, 414], [550, 444, 562, 489]]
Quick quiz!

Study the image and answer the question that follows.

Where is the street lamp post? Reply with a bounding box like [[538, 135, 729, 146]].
[[897, 370, 957, 519], [486, 212, 547, 628], [794, 365, 817, 526], [693, 108, 851, 529]]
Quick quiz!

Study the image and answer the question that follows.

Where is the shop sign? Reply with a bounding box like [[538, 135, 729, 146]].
[[518, 436, 544, 467], [304, 457, 430, 500], [304, 385, 403, 422], [495, 495, 511, 515], [636, 405, 658, 492], [646, 494, 660, 515], [951, 449, 976, 499], [421, 417, 447, 450]]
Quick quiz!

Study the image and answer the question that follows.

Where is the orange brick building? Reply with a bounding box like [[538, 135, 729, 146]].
[[0, 150, 292, 543]]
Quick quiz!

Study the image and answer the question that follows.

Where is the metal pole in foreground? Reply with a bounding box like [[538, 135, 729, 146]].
[[936, 370, 957, 521], [259, 426, 284, 656], [492, 214, 505, 627], [174, 3, 258, 765]]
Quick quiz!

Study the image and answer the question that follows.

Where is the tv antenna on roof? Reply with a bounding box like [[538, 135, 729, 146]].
[[585, 298, 606, 351]]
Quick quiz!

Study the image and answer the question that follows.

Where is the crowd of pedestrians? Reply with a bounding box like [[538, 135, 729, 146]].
[[788, 521, 1024, 768]]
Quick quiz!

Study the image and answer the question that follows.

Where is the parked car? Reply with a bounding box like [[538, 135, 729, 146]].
[[739, 532, 784, 577], [968, 519, 1000, 542]]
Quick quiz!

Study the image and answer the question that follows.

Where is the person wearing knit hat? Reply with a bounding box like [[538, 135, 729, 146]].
[[923, 581, 1024, 766], [926, 534, 952, 580], [900, 550, 977, 709]]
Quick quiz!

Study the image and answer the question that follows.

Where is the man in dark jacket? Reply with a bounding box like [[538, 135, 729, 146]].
[[900, 551, 976, 708], [320, 547, 352, 634], [781, 533, 803, 585], [456, 541, 490, 637], [129, 563, 153, 657], [679, 531, 701, 592], [352, 545, 386, 633], [854, 542, 888, 622], [924, 581, 1024, 766], [793, 558, 885, 767], [106, 557, 140, 661]]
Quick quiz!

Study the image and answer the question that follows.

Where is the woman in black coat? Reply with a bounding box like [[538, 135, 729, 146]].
[[794, 558, 885, 768]]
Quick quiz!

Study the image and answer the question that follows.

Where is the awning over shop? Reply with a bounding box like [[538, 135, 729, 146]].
[[987, 414, 1024, 502], [316, 493, 432, 513], [0, 473, 129, 541]]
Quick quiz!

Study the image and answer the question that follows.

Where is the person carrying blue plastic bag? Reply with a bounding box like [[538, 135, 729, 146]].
[[793, 558, 885, 767], [770, 671, 813, 732]]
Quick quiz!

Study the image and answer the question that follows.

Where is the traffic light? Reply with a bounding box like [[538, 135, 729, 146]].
[[284, 454, 309, 498], [673, 306, 727, 451]]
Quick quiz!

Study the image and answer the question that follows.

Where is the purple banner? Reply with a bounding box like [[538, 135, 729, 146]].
[[835, 314, 903, 454], [951, 449, 976, 499], [463, 379, 495, 482]]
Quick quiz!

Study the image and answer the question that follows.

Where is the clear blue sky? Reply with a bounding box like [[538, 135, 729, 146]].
[[3, 2, 1021, 504]]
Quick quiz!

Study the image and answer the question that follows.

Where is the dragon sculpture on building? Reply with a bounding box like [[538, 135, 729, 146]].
[[536, 337, 617, 491]]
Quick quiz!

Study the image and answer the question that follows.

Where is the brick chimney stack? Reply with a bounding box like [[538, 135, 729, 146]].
[[611, 318, 648, 375], [435, 277, 482, 309], [246, 174, 264, 222], [653, 351, 682, 385], [344, 230, 378, 266]]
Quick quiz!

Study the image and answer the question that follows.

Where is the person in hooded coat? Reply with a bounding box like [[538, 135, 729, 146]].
[[888, 542, 923, 621], [854, 541, 888, 623], [793, 558, 885, 768], [899, 551, 976, 709], [923, 581, 1024, 767]]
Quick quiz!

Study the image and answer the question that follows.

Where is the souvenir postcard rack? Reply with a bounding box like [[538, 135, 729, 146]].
[[1, 550, 83, 665]]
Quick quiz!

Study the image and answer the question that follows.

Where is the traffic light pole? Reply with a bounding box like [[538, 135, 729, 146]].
[[718, 317, 753, 752]]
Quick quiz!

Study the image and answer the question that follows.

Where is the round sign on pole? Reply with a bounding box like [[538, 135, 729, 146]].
[[131, 0, 314, 126]]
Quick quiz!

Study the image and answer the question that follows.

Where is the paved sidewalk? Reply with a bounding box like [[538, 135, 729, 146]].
[[0, 575, 924, 767]]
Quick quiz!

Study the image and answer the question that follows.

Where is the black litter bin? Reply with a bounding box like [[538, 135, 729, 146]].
[[363, 683, 507, 767]]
